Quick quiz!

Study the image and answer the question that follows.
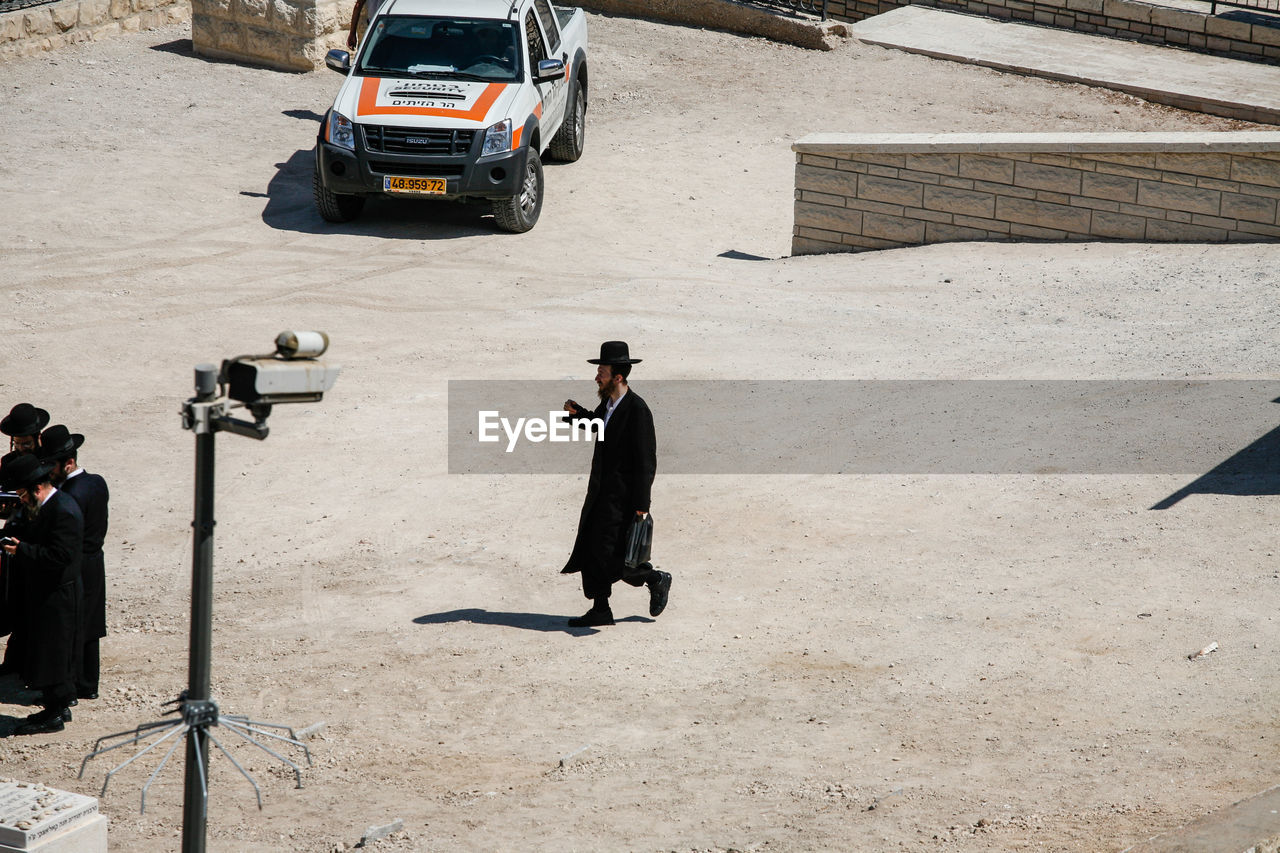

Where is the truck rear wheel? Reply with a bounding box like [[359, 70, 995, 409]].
[[548, 83, 585, 163], [313, 162, 365, 223], [493, 149, 543, 233]]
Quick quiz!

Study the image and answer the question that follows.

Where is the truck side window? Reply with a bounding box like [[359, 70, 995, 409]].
[[533, 0, 561, 54], [524, 10, 547, 66]]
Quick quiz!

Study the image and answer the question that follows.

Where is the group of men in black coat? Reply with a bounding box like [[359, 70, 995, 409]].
[[0, 403, 110, 736], [561, 342, 672, 628]]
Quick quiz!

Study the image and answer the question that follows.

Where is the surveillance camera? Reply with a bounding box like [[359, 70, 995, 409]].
[[276, 331, 329, 359], [224, 332, 340, 405]]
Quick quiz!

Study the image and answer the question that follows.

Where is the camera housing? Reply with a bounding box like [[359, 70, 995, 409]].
[[223, 331, 340, 406]]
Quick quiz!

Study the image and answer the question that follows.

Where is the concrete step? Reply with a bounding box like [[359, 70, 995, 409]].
[[851, 6, 1280, 124], [1122, 783, 1280, 852]]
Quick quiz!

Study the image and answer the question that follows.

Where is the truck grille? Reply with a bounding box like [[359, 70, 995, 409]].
[[369, 162, 466, 177], [363, 126, 476, 155]]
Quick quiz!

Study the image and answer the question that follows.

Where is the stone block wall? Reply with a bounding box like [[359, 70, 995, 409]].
[[580, 0, 848, 50], [792, 132, 1280, 254], [826, 0, 1280, 65], [0, 0, 188, 60], [191, 0, 349, 71]]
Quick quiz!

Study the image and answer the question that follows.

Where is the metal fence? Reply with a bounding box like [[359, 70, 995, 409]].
[[738, 0, 830, 20], [1207, 0, 1280, 14], [0, 0, 57, 12]]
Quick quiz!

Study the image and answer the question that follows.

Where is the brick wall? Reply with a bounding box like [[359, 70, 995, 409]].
[[0, 0, 189, 60], [826, 0, 1280, 66], [792, 132, 1280, 254]]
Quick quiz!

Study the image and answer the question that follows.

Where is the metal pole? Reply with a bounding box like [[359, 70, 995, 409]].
[[183, 364, 218, 853]]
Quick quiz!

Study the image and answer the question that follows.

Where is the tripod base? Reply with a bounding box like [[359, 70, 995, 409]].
[[79, 696, 313, 814]]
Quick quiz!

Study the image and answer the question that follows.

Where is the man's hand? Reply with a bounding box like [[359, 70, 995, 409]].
[[636, 511, 647, 518], [563, 399, 583, 414], [1, 537, 18, 556], [346, 31, 357, 49]]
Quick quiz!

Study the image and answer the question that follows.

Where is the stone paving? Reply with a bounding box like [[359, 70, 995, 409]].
[[852, 5, 1280, 124]]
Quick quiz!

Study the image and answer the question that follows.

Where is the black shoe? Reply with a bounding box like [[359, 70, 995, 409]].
[[15, 709, 66, 736], [61, 707, 72, 722], [68, 698, 78, 707], [79, 692, 98, 701], [567, 607, 615, 628], [647, 571, 672, 617]]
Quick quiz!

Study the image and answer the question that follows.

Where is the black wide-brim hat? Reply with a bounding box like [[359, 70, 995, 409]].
[[0, 453, 54, 491], [587, 341, 641, 365], [0, 403, 51, 438], [39, 425, 85, 461]]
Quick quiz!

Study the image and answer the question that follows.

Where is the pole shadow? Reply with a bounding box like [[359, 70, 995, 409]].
[[283, 109, 326, 123], [255, 149, 498, 238], [413, 608, 653, 636], [1152, 405, 1280, 509]]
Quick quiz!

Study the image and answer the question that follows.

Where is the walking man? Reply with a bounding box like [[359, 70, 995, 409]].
[[561, 341, 671, 628], [0, 453, 83, 735], [40, 425, 109, 702]]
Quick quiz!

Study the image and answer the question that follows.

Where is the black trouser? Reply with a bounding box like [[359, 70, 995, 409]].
[[77, 636, 98, 697], [39, 679, 74, 712], [579, 505, 659, 602]]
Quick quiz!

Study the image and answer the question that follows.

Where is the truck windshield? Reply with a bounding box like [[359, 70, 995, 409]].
[[357, 17, 522, 83]]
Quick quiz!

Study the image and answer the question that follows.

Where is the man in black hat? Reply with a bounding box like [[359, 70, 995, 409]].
[[560, 341, 671, 628], [40, 425, 109, 702], [0, 453, 83, 735], [0, 403, 50, 453]]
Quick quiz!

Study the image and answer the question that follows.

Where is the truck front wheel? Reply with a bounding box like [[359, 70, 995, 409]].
[[313, 162, 365, 223], [548, 83, 585, 163], [493, 149, 543, 233]]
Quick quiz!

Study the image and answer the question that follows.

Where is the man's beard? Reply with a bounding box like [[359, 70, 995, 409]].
[[597, 378, 616, 402]]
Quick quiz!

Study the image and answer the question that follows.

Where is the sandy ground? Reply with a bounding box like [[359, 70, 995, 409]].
[[0, 10, 1278, 852]]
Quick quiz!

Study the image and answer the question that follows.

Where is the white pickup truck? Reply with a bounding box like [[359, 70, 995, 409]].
[[314, 0, 588, 232]]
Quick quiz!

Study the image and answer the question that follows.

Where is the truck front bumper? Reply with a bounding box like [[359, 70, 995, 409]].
[[316, 141, 529, 200]]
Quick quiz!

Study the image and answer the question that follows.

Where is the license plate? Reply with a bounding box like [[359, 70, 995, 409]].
[[383, 175, 447, 195]]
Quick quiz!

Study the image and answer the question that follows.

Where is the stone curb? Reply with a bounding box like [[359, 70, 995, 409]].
[[580, 0, 850, 50]]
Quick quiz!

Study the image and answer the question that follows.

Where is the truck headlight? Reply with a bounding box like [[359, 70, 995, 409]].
[[327, 110, 356, 151], [481, 118, 512, 156]]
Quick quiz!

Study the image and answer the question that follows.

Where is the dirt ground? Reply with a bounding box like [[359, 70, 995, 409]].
[[1, 9, 1278, 852]]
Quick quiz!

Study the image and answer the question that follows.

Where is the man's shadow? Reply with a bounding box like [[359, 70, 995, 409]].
[[414, 608, 653, 636], [0, 673, 42, 737], [1152, 398, 1280, 509]]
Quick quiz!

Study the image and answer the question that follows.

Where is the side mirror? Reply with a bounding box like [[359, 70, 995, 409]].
[[326, 49, 351, 74], [533, 58, 565, 84]]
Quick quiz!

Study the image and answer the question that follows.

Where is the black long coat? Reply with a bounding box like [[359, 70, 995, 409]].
[[0, 506, 32, 645], [14, 489, 82, 690], [562, 388, 656, 597], [60, 471, 109, 640]]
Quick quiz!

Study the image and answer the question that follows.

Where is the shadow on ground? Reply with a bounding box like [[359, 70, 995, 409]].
[[256, 149, 496, 238], [0, 673, 41, 737], [414, 608, 653, 635], [0, 673, 41, 708], [1152, 411, 1280, 509]]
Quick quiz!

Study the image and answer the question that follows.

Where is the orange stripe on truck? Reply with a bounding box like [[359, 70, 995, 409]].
[[512, 125, 524, 149], [356, 78, 506, 121]]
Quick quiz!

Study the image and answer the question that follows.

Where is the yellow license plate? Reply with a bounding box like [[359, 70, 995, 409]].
[[384, 175, 447, 195]]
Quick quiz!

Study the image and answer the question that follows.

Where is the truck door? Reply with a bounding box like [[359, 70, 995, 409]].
[[524, 6, 567, 144]]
